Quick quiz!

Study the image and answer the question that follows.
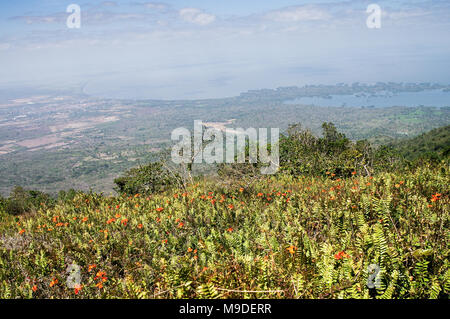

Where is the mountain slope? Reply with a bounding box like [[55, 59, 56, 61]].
[[393, 125, 450, 160]]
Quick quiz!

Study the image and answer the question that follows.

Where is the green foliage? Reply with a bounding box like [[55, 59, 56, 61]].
[[392, 125, 450, 161], [2, 186, 55, 216], [279, 122, 401, 178], [0, 161, 448, 299], [114, 162, 178, 195]]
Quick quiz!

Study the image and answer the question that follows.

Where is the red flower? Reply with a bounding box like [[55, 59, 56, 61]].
[[334, 251, 350, 260], [74, 285, 82, 295], [431, 193, 442, 202]]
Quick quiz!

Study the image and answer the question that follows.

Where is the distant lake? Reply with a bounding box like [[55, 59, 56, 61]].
[[284, 89, 450, 108]]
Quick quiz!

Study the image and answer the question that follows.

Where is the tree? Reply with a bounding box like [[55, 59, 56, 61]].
[[114, 162, 178, 195]]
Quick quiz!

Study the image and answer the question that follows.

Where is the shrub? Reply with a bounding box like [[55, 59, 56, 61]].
[[114, 162, 178, 195]]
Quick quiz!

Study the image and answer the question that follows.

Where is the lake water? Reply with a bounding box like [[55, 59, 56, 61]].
[[284, 89, 450, 108]]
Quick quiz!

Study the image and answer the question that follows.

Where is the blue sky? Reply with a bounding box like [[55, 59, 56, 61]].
[[1, 0, 450, 99]]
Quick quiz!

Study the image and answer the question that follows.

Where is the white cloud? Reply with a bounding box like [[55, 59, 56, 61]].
[[267, 6, 331, 22], [179, 8, 216, 26]]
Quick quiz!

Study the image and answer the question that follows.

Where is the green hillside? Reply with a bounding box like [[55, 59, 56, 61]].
[[393, 125, 450, 160], [0, 123, 448, 299]]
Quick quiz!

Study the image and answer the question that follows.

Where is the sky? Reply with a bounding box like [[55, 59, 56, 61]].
[[1, 0, 450, 99]]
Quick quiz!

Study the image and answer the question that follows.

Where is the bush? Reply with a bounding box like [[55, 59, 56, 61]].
[[3, 186, 54, 216], [114, 162, 178, 195]]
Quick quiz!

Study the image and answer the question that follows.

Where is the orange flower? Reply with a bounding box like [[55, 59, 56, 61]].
[[351, 171, 357, 175], [96, 282, 103, 289], [49, 278, 58, 287], [121, 218, 128, 226], [287, 245, 297, 255], [94, 271, 106, 280], [257, 193, 263, 197], [19, 229, 25, 235], [227, 227, 233, 232], [187, 247, 193, 253], [137, 223, 143, 229], [115, 213, 121, 218], [94, 271, 107, 283], [32, 285, 37, 292], [106, 218, 116, 224], [82, 217, 88, 222], [178, 222, 184, 228], [239, 188, 244, 192], [227, 204, 234, 209], [88, 264, 97, 272], [156, 207, 164, 212]]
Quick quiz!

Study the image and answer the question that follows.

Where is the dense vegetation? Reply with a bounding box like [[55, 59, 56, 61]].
[[0, 124, 448, 299], [392, 125, 450, 161], [1, 83, 449, 196]]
